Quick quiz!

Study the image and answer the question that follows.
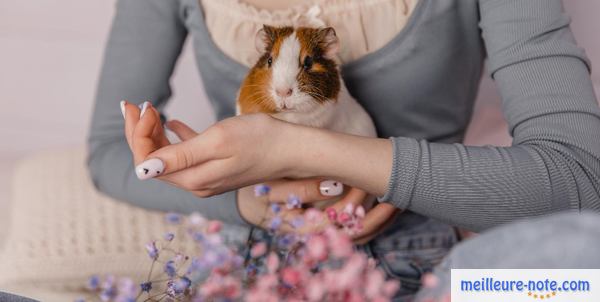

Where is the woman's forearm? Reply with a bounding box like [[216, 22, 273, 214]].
[[288, 126, 393, 197]]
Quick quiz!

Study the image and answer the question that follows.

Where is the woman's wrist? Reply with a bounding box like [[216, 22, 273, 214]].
[[287, 126, 393, 196]]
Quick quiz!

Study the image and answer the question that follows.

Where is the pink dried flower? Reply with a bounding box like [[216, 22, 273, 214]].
[[307, 235, 328, 261], [207, 220, 222, 233], [325, 207, 337, 221], [86, 204, 400, 302], [281, 267, 302, 286], [266, 252, 279, 273], [422, 273, 439, 288], [382, 280, 401, 297], [250, 242, 268, 258], [306, 278, 326, 301], [338, 212, 351, 224], [325, 227, 354, 258], [343, 203, 355, 214], [365, 270, 385, 298], [304, 208, 324, 224]]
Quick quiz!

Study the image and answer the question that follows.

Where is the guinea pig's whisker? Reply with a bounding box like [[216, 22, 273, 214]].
[[244, 91, 270, 101], [307, 91, 327, 100]]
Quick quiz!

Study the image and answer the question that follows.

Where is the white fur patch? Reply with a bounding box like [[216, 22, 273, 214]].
[[271, 33, 301, 104]]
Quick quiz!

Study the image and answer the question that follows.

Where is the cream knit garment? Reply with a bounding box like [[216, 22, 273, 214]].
[[0, 148, 248, 301], [201, 0, 419, 67]]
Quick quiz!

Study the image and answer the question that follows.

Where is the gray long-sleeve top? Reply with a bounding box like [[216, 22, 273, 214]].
[[88, 0, 600, 232]]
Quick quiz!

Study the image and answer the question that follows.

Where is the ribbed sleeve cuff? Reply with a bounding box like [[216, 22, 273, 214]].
[[378, 136, 421, 209], [206, 189, 250, 227]]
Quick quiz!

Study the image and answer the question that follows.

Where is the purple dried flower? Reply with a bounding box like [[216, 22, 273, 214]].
[[87, 275, 100, 290], [164, 260, 177, 278], [173, 276, 192, 292], [246, 263, 258, 275], [278, 234, 295, 248], [291, 217, 304, 229], [75, 299, 85, 302], [115, 278, 137, 302], [164, 232, 175, 241], [100, 287, 116, 302], [254, 184, 271, 196], [165, 212, 182, 224], [140, 281, 152, 292], [269, 216, 283, 230], [202, 250, 220, 266], [145, 241, 159, 260], [270, 203, 282, 214], [115, 297, 135, 302], [166, 278, 189, 297], [187, 257, 203, 274], [192, 232, 205, 243], [101, 275, 115, 290], [286, 194, 301, 209]]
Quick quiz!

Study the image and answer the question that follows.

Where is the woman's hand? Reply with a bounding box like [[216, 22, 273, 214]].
[[122, 100, 398, 242], [131, 111, 297, 196], [236, 178, 344, 232]]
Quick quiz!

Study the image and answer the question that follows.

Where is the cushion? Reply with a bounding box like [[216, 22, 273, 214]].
[[0, 148, 201, 301]]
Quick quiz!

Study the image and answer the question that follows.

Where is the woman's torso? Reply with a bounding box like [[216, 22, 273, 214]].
[[178, 0, 483, 297]]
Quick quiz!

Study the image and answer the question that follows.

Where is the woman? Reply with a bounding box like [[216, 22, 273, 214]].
[[88, 0, 600, 298]]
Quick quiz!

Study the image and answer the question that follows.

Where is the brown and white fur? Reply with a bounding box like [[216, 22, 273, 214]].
[[236, 25, 377, 139]]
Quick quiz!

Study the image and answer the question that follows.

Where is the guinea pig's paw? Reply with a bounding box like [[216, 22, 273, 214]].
[[135, 158, 165, 180]]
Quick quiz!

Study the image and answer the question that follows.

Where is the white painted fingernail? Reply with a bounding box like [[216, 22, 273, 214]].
[[135, 158, 164, 180], [139, 101, 150, 118], [120, 100, 126, 118], [343, 203, 354, 214], [355, 206, 365, 218], [319, 180, 343, 196]]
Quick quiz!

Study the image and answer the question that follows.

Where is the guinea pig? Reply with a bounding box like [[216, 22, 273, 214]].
[[236, 25, 377, 139]]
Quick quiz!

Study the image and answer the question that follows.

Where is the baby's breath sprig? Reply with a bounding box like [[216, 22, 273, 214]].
[[78, 185, 399, 302]]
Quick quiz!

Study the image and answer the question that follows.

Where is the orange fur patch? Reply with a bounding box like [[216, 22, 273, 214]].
[[238, 67, 277, 114]]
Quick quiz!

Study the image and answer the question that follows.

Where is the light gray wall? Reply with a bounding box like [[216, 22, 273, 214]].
[[0, 0, 598, 156]]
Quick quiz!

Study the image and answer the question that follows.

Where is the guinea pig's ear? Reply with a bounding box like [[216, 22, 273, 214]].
[[319, 27, 340, 59], [255, 25, 275, 53]]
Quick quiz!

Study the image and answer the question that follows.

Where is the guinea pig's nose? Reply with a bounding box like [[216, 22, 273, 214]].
[[276, 87, 293, 97]]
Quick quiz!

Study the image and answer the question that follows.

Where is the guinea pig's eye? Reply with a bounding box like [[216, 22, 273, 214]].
[[267, 56, 273, 67], [303, 56, 313, 70]]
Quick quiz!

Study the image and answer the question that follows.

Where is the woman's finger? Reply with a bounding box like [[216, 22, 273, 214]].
[[328, 187, 371, 213], [123, 101, 141, 149], [149, 106, 170, 147], [132, 102, 161, 164], [352, 203, 399, 244], [133, 128, 215, 180], [166, 119, 198, 141], [267, 179, 345, 204]]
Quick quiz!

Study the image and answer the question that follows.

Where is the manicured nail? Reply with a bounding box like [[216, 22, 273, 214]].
[[120, 100, 126, 118], [319, 180, 343, 196], [139, 101, 150, 118], [135, 158, 164, 180]]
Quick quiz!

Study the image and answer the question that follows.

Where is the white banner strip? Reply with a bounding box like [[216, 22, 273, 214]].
[[451, 269, 600, 302]]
